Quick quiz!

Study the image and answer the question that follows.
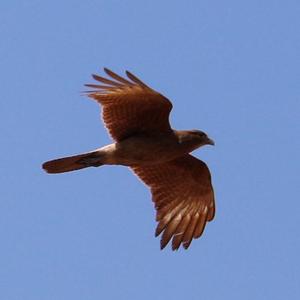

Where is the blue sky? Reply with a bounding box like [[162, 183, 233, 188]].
[[1, 1, 299, 299]]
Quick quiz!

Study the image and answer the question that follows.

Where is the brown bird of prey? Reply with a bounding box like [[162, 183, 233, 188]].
[[42, 68, 215, 250]]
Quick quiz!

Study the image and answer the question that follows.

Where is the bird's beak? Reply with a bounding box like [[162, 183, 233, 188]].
[[207, 138, 215, 146]]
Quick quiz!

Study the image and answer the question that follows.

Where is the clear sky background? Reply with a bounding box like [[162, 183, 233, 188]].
[[1, 1, 299, 299]]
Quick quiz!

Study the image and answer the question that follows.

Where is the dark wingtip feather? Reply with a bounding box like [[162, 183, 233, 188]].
[[84, 84, 111, 89], [155, 222, 165, 237], [182, 240, 192, 250], [160, 238, 168, 250], [171, 233, 184, 250], [92, 74, 122, 86], [125, 70, 149, 88], [103, 68, 133, 85], [103, 67, 112, 74], [172, 244, 180, 251]]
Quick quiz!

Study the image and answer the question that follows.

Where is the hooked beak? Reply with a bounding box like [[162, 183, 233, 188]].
[[207, 138, 215, 146]]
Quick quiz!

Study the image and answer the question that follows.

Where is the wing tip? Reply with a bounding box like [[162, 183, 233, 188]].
[[159, 237, 193, 251], [160, 239, 168, 250], [103, 67, 112, 75]]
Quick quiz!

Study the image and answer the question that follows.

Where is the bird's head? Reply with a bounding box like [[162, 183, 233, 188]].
[[176, 129, 215, 152], [188, 130, 215, 146]]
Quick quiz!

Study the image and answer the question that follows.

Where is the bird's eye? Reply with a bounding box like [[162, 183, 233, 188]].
[[198, 132, 206, 137]]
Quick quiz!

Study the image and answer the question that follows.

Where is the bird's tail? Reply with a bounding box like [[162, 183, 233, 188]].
[[42, 150, 104, 174]]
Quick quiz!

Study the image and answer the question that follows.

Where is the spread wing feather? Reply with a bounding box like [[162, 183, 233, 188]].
[[85, 68, 173, 141], [132, 154, 215, 250]]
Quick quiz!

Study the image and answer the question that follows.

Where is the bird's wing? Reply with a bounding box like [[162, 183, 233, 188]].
[[132, 154, 215, 250], [85, 68, 173, 141]]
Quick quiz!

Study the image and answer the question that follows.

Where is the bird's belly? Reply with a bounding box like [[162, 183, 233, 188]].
[[108, 136, 184, 166]]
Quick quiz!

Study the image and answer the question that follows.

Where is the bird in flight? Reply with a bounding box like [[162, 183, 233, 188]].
[[42, 68, 215, 250]]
